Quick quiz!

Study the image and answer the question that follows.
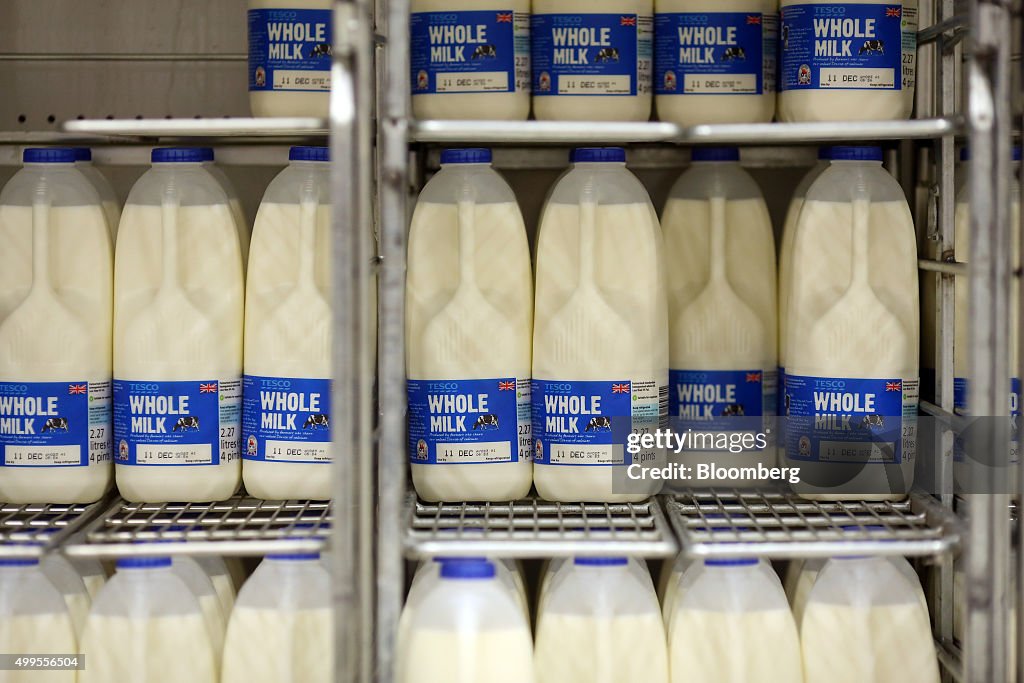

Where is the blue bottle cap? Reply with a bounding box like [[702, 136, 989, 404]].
[[151, 147, 211, 164], [703, 558, 759, 567], [571, 147, 627, 164], [266, 552, 322, 561], [829, 146, 884, 162], [290, 146, 330, 162], [72, 148, 93, 162], [440, 148, 492, 165], [116, 556, 173, 569], [0, 558, 40, 567], [691, 147, 740, 163], [439, 558, 496, 579], [23, 148, 77, 164], [573, 557, 629, 567]]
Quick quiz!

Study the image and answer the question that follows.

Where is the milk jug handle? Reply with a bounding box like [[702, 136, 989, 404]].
[[578, 181, 598, 286], [455, 183, 478, 291], [297, 184, 320, 291], [850, 180, 871, 288], [159, 193, 182, 291], [29, 198, 53, 296], [708, 196, 728, 285]]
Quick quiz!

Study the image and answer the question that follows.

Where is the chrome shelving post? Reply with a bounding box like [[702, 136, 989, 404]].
[[964, 0, 1016, 681], [375, 0, 411, 679], [331, 0, 377, 681]]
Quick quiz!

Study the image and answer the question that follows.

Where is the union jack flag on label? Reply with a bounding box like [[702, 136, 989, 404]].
[[68, 384, 88, 395], [200, 383, 218, 394], [885, 7, 902, 18]]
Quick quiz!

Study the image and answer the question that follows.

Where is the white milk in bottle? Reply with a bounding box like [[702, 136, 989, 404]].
[[531, 0, 654, 121], [533, 148, 667, 503], [248, 0, 332, 117], [80, 556, 218, 683], [73, 148, 121, 240], [410, 0, 531, 121], [396, 559, 535, 683], [782, 146, 919, 500], [113, 147, 243, 503], [952, 147, 1021, 482], [0, 557, 77, 683], [39, 551, 91, 637], [221, 552, 332, 683], [801, 554, 940, 683], [654, 0, 778, 126], [662, 147, 777, 486], [535, 557, 669, 683], [778, 0, 919, 122], [0, 147, 113, 504], [668, 558, 803, 683], [406, 148, 534, 502], [244, 147, 333, 500]]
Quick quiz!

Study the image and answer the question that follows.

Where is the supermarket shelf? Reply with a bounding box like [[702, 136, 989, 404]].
[[62, 496, 330, 558], [411, 117, 959, 146], [0, 500, 106, 559], [937, 640, 964, 682], [665, 490, 961, 559], [62, 117, 327, 139], [404, 494, 677, 559]]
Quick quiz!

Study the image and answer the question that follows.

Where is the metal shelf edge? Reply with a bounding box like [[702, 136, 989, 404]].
[[62, 117, 328, 138]]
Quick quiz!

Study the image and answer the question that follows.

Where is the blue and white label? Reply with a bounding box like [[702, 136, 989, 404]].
[[670, 369, 776, 448], [532, 379, 665, 465], [248, 8, 332, 92], [780, 3, 916, 91], [411, 10, 530, 95], [783, 375, 918, 464], [113, 379, 241, 466], [0, 381, 110, 467], [532, 13, 653, 96], [407, 378, 530, 464], [242, 375, 331, 464], [655, 12, 777, 95], [953, 377, 1020, 464]]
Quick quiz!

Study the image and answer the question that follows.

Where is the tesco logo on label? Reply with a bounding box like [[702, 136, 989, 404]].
[[546, 383, 574, 393], [0, 384, 28, 395], [552, 15, 584, 26], [813, 5, 847, 16], [267, 10, 299, 20], [430, 13, 460, 23], [813, 379, 847, 390], [427, 382, 460, 392], [129, 383, 161, 393], [261, 379, 292, 389]]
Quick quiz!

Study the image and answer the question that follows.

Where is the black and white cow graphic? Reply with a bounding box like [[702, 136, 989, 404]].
[[310, 43, 332, 58], [860, 414, 885, 430], [303, 413, 330, 430], [471, 44, 497, 60], [722, 47, 746, 62], [859, 40, 885, 55], [595, 48, 619, 63], [173, 416, 200, 432], [41, 417, 69, 433], [473, 414, 499, 430], [721, 404, 746, 417], [585, 416, 612, 432]]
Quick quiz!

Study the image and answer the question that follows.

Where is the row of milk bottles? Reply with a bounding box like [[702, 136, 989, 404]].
[[407, 145, 919, 502], [396, 550, 938, 682], [409, 0, 919, 125], [0, 146, 336, 504], [0, 547, 331, 683]]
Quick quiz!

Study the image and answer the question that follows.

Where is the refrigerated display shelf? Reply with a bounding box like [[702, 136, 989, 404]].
[[62, 117, 328, 139], [938, 640, 964, 682], [410, 117, 959, 145], [0, 501, 104, 558], [62, 496, 330, 558], [666, 490, 961, 559], [405, 494, 677, 559]]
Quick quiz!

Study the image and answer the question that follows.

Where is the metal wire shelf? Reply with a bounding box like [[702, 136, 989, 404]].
[[937, 640, 964, 682], [0, 501, 105, 558], [62, 496, 330, 558], [666, 490, 961, 559], [62, 117, 327, 139], [404, 493, 677, 559]]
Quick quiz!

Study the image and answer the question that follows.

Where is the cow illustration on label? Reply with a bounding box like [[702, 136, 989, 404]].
[[471, 44, 498, 60], [860, 414, 885, 430], [172, 416, 200, 432], [302, 413, 329, 430], [585, 416, 612, 432], [859, 40, 885, 56], [596, 48, 620, 63], [720, 404, 746, 417], [40, 417, 69, 433], [722, 47, 746, 62], [472, 413, 500, 430], [310, 43, 332, 58]]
